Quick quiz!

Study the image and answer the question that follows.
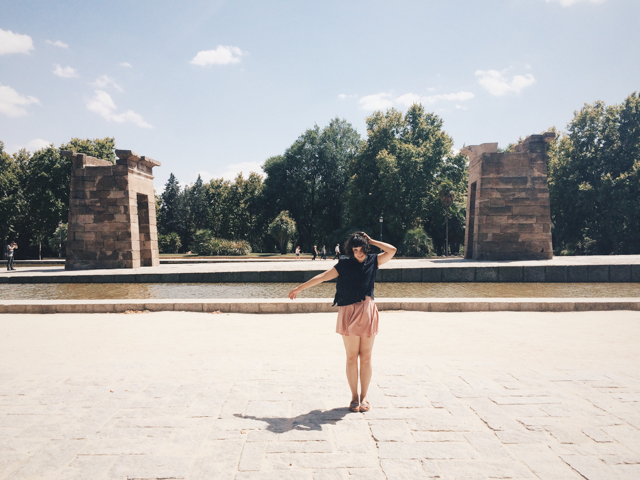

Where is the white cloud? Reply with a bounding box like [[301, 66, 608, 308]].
[[0, 28, 34, 55], [46, 39, 68, 48], [86, 90, 152, 128], [190, 45, 245, 66], [4, 139, 52, 154], [359, 93, 394, 111], [338, 93, 358, 100], [119, 62, 132, 68], [53, 64, 78, 78], [360, 91, 474, 111], [475, 69, 535, 96], [91, 75, 123, 92], [25, 139, 52, 152], [198, 162, 264, 182], [546, 0, 605, 6], [0, 84, 40, 117]]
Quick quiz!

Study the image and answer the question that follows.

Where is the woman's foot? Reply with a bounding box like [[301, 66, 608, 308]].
[[349, 399, 360, 412], [359, 398, 371, 412]]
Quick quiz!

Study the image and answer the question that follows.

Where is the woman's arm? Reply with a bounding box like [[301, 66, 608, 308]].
[[288, 267, 339, 300], [363, 233, 397, 266]]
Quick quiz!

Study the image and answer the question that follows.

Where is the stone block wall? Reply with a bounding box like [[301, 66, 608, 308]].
[[63, 150, 161, 270], [462, 133, 554, 261]]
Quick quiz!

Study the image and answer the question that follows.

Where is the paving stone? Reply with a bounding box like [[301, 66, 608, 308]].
[[2, 310, 640, 479], [369, 420, 413, 442], [380, 459, 432, 479], [237, 472, 314, 480], [436, 459, 535, 479], [266, 452, 378, 469], [378, 441, 478, 460], [239, 442, 266, 471], [508, 445, 584, 480], [266, 441, 333, 453], [560, 454, 619, 479], [412, 431, 467, 442], [8, 439, 84, 480], [54, 455, 117, 480]]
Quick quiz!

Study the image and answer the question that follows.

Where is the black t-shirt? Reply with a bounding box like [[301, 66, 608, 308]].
[[333, 253, 379, 306]]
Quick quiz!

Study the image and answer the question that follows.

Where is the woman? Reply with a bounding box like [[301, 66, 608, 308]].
[[312, 245, 318, 260], [295, 246, 301, 260], [289, 232, 396, 412]]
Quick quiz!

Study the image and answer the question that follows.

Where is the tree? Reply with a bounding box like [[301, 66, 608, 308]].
[[346, 104, 467, 252], [268, 211, 297, 254], [548, 92, 640, 254], [59, 137, 116, 163], [186, 174, 208, 247], [158, 173, 183, 236], [263, 118, 361, 250], [0, 142, 24, 247], [22, 146, 70, 259]]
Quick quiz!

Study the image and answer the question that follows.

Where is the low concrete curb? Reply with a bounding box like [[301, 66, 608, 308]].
[[1, 298, 639, 314]]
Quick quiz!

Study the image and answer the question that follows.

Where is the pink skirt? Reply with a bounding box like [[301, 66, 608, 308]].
[[336, 296, 379, 338]]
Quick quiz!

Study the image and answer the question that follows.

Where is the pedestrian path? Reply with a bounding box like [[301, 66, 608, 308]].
[[2, 255, 640, 284], [1, 310, 639, 479]]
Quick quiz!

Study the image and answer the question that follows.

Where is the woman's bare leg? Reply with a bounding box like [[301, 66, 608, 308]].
[[358, 335, 376, 403], [342, 335, 361, 401]]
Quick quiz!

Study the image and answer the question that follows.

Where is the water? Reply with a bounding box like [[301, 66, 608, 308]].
[[1, 282, 639, 300]]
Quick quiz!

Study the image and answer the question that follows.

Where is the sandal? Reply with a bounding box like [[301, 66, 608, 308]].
[[349, 400, 360, 412], [359, 399, 371, 412]]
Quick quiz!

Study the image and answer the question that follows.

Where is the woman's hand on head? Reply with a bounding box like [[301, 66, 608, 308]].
[[362, 232, 372, 242]]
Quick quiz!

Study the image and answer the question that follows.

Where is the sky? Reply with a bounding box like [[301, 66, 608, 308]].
[[1, 0, 639, 191]]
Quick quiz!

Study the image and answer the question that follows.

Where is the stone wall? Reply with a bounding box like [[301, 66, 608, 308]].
[[63, 150, 161, 270], [462, 133, 554, 261]]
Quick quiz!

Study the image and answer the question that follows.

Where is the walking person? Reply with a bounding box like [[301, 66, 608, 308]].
[[312, 245, 318, 260], [295, 246, 301, 260], [6, 241, 17, 271], [333, 243, 341, 260], [321, 245, 327, 260], [289, 232, 397, 412]]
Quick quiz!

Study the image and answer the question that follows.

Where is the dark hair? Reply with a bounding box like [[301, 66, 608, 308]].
[[345, 232, 370, 257]]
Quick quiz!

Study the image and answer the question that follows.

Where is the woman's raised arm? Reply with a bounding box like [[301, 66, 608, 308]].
[[288, 267, 339, 300], [363, 233, 397, 266]]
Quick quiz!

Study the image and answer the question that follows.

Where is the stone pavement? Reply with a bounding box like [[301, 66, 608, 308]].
[[1, 310, 639, 479]]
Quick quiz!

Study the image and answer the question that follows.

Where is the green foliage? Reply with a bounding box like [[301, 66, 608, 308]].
[[23, 146, 71, 258], [59, 137, 116, 163], [192, 229, 251, 256], [158, 232, 182, 254], [263, 118, 362, 250], [347, 104, 467, 253], [0, 142, 24, 245], [158, 173, 185, 237], [402, 227, 434, 257], [47, 223, 67, 256], [268, 211, 297, 254], [548, 92, 640, 254]]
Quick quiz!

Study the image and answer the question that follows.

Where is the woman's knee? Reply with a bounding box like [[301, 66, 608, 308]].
[[346, 352, 359, 365], [359, 352, 372, 365]]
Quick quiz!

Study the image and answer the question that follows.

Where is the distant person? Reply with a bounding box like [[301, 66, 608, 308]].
[[322, 245, 326, 260], [312, 245, 318, 260], [6, 241, 17, 271], [289, 232, 397, 413], [295, 246, 301, 260], [333, 243, 341, 260]]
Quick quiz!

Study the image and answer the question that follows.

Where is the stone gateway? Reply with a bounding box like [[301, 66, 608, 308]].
[[462, 133, 554, 261], [63, 149, 161, 270]]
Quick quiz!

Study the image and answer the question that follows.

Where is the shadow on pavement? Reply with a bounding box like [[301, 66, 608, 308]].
[[235, 407, 352, 433]]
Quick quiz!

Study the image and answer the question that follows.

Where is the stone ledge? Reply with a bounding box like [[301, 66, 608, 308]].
[[1, 298, 638, 314]]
